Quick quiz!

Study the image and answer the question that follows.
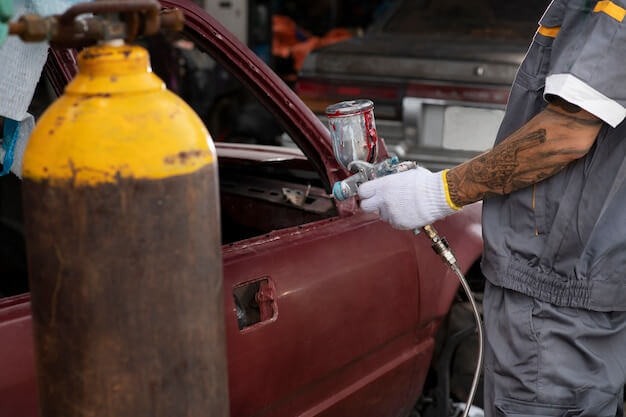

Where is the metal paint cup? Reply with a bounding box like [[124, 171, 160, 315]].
[[326, 99, 378, 171]]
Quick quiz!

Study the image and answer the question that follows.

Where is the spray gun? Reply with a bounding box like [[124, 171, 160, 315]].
[[331, 154, 460, 269], [327, 100, 462, 270], [327, 100, 483, 417]]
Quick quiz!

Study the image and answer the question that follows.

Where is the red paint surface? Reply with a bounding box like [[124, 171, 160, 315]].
[[406, 82, 510, 105], [0, 295, 40, 417], [363, 109, 378, 163], [0, 2, 484, 416], [255, 280, 276, 322], [296, 80, 401, 101]]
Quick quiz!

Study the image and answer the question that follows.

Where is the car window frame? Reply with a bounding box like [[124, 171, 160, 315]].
[[45, 0, 372, 217]]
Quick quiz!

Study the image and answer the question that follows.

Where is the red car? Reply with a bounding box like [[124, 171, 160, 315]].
[[0, 1, 484, 416]]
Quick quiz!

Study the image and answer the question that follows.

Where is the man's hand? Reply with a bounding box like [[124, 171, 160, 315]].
[[358, 166, 458, 230]]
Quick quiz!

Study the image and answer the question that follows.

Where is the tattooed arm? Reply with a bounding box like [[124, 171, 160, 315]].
[[446, 98, 603, 207]]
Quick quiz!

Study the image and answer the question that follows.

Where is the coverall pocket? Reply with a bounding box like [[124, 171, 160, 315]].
[[517, 25, 554, 84], [513, 69, 545, 92], [501, 72, 546, 142], [495, 399, 582, 417]]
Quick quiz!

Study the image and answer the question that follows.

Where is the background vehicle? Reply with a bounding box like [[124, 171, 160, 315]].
[[296, 0, 550, 170], [0, 1, 483, 416]]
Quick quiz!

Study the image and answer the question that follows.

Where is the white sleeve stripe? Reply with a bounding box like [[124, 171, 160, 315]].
[[544, 74, 626, 128]]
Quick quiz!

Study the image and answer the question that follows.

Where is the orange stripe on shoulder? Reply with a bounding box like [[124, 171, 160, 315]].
[[538, 25, 561, 38], [594, 0, 626, 22]]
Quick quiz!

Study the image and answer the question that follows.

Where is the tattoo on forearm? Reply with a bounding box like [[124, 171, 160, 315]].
[[447, 129, 552, 204], [446, 101, 601, 207]]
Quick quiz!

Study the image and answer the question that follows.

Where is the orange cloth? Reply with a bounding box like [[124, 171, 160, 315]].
[[272, 15, 352, 71]]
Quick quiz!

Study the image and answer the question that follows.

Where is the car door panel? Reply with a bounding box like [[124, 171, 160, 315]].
[[222, 213, 423, 416]]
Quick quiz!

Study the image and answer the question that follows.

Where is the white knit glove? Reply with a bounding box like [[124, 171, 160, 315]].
[[358, 167, 460, 230]]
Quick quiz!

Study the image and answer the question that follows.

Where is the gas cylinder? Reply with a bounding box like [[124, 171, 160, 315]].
[[22, 43, 229, 417]]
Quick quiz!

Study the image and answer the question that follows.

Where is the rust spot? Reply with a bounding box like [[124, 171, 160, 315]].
[[110, 75, 118, 83], [55, 116, 65, 128], [122, 49, 132, 59], [169, 107, 182, 119], [48, 130, 55, 135], [164, 150, 210, 165], [76, 93, 112, 100], [43, 167, 48, 172]]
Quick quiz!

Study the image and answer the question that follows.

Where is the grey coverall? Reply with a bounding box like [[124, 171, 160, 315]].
[[481, 0, 626, 415]]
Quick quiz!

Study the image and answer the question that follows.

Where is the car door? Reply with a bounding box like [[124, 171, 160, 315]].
[[222, 213, 426, 416], [155, 2, 428, 415]]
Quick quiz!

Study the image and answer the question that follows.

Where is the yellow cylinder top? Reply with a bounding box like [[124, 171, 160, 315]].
[[23, 44, 215, 186]]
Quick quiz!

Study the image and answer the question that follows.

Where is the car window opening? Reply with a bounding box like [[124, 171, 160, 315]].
[[143, 34, 338, 244]]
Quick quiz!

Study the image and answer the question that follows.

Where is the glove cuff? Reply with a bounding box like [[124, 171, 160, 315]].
[[421, 169, 459, 220], [440, 169, 462, 211]]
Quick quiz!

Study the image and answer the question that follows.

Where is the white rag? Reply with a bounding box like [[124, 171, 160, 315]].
[[0, 0, 89, 120], [0, 0, 89, 176]]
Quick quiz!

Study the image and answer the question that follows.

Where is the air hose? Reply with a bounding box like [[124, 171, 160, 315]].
[[324, 97, 483, 415], [421, 225, 483, 417], [332, 161, 484, 416], [452, 263, 484, 417]]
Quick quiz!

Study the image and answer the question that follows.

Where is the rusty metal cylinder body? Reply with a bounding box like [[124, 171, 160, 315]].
[[22, 44, 229, 416]]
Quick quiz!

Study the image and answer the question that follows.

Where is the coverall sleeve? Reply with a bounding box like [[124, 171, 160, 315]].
[[544, 0, 626, 127]]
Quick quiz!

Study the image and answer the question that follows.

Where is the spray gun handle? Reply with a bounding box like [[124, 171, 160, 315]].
[[332, 171, 367, 200], [332, 156, 415, 201]]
